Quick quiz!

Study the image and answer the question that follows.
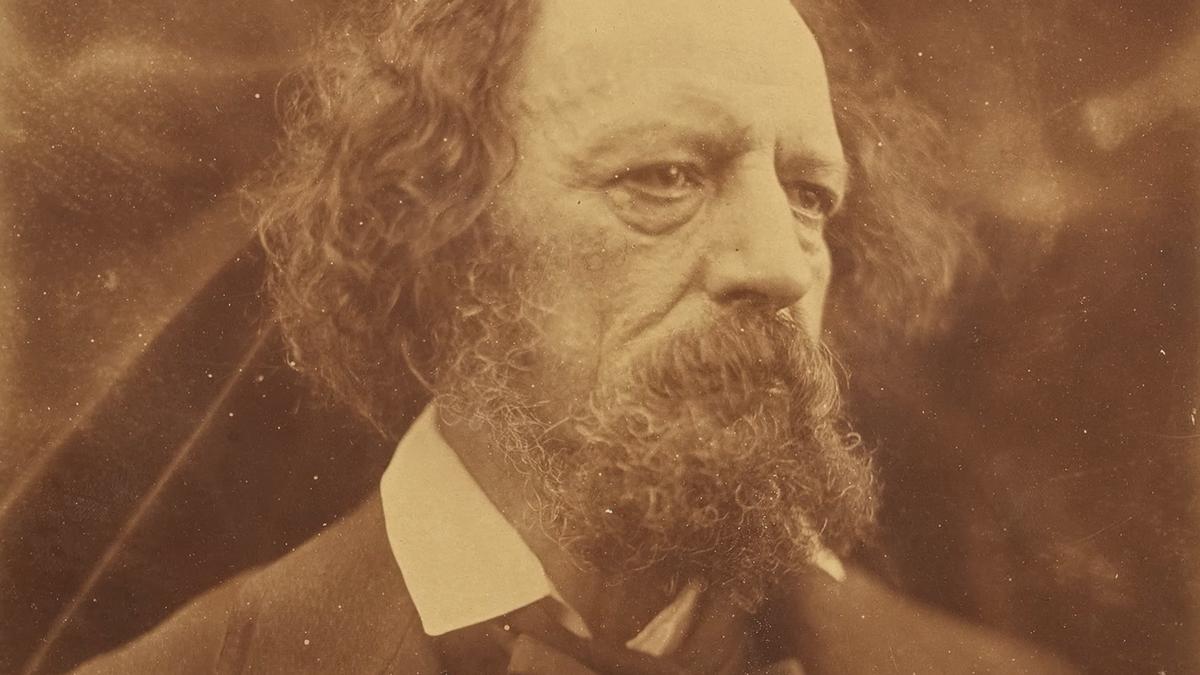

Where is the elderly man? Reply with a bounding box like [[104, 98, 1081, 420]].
[[78, 0, 1076, 672]]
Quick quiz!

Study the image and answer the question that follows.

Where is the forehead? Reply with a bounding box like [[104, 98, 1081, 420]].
[[528, 0, 823, 83], [514, 0, 841, 164]]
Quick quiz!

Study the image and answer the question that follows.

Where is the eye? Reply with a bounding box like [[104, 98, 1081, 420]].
[[606, 162, 706, 234], [784, 183, 837, 221], [619, 164, 700, 200]]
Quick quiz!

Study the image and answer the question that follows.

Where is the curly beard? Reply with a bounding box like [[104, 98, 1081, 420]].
[[431, 233, 878, 604]]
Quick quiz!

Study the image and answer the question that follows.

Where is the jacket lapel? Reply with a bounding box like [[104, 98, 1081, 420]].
[[229, 493, 444, 673]]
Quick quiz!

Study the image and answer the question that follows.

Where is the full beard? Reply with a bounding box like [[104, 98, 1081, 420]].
[[431, 237, 878, 605]]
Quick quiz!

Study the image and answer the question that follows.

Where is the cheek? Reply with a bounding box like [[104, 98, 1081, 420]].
[[492, 163, 704, 379], [535, 238, 639, 351], [517, 236, 621, 383], [802, 246, 833, 338], [532, 233, 702, 387]]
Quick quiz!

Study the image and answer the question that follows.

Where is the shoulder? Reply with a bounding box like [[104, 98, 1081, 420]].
[[74, 494, 427, 674], [777, 564, 1080, 674]]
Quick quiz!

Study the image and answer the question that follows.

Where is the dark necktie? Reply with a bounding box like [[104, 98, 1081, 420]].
[[433, 594, 806, 674]]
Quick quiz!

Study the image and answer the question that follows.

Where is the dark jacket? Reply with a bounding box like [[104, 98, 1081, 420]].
[[75, 493, 1078, 674]]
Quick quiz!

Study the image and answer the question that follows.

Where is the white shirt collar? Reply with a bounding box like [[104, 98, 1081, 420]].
[[380, 406, 554, 636]]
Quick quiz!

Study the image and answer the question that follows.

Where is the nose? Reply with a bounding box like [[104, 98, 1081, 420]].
[[702, 167, 827, 311]]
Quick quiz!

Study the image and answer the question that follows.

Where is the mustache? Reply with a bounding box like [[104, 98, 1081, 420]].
[[590, 308, 843, 421], [562, 307, 849, 464]]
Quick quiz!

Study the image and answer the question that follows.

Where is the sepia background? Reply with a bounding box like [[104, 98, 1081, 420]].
[[1, 0, 1198, 672]]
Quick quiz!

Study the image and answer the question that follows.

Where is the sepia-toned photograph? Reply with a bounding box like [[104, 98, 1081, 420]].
[[2, 0, 1198, 672]]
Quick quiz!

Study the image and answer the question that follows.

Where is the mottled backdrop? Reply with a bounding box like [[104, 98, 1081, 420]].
[[1, 1, 1198, 673]]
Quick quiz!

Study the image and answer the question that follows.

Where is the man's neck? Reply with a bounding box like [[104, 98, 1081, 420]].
[[435, 409, 676, 644]]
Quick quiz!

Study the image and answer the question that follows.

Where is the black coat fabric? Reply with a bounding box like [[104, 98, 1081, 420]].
[[73, 492, 1078, 674]]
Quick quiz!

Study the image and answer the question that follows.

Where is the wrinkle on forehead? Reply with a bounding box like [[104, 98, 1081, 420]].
[[512, 0, 841, 161], [522, 0, 828, 95], [532, 0, 820, 59]]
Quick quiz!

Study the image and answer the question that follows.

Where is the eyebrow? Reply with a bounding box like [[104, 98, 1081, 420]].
[[777, 151, 851, 198], [566, 92, 850, 192], [574, 114, 755, 168]]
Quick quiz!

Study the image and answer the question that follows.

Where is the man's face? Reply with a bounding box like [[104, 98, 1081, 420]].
[[435, 0, 873, 597], [492, 0, 847, 402]]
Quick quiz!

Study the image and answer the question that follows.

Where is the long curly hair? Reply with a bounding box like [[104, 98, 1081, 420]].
[[254, 0, 974, 433]]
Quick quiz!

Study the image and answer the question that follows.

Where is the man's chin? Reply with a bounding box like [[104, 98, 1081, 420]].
[[530, 398, 878, 604]]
